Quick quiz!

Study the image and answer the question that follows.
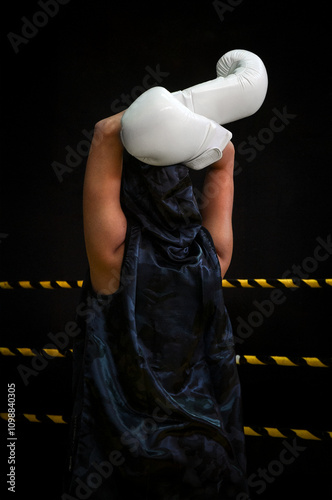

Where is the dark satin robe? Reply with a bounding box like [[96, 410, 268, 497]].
[[64, 158, 248, 499]]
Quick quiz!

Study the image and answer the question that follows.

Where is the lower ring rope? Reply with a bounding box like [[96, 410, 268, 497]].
[[0, 279, 332, 289], [236, 354, 332, 368], [0, 413, 330, 440], [1, 348, 331, 367]]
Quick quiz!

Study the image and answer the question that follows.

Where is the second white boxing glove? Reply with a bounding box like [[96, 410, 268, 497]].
[[120, 86, 232, 170], [172, 49, 268, 125]]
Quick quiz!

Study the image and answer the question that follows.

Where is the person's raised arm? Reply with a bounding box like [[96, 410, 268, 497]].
[[83, 112, 127, 294], [200, 141, 235, 278]]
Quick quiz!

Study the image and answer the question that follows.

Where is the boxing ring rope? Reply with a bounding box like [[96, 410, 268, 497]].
[[0, 347, 331, 368], [1, 278, 331, 443], [0, 412, 331, 441], [1, 278, 332, 290]]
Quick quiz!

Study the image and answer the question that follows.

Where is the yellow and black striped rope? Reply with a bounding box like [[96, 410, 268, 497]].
[[1, 279, 332, 290], [0, 413, 68, 424], [243, 426, 332, 441], [0, 412, 330, 440], [1, 347, 331, 367], [235, 354, 332, 368], [222, 278, 332, 289], [0, 280, 83, 290], [0, 347, 70, 358]]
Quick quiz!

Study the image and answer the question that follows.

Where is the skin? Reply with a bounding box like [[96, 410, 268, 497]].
[[199, 140, 235, 278], [83, 112, 235, 294]]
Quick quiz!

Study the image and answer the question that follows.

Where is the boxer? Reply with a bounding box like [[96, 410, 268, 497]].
[[65, 49, 268, 500]]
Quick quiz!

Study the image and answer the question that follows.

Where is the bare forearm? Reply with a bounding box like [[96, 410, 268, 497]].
[[201, 142, 235, 277], [83, 112, 127, 277]]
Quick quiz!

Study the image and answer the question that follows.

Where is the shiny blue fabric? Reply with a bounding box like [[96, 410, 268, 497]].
[[64, 159, 248, 499]]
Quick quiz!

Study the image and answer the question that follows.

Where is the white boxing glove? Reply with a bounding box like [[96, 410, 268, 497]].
[[172, 49, 268, 125], [120, 86, 232, 170]]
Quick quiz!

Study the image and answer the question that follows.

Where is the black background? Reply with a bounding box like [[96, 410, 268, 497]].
[[1, 0, 332, 498]]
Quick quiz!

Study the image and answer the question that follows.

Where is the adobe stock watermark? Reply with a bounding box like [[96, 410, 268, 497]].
[[191, 107, 296, 218], [120, 399, 173, 456], [7, 0, 72, 54], [52, 119, 123, 183], [17, 266, 136, 386], [234, 233, 332, 344], [213, 0, 245, 23], [234, 106, 297, 176], [52, 64, 170, 183], [110, 64, 170, 113], [17, 320, 81, 386], [237, 438, 307, 499], [52, 127, 94, 183], [62, 399, 174, 499], [62, 448, 125, 500]]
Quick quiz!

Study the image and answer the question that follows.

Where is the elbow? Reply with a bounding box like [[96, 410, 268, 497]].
[[222, 259, 232, 279], [216, 238, 233, 279], [218, 254, 232, 279], [93, 112, 126, 141]]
